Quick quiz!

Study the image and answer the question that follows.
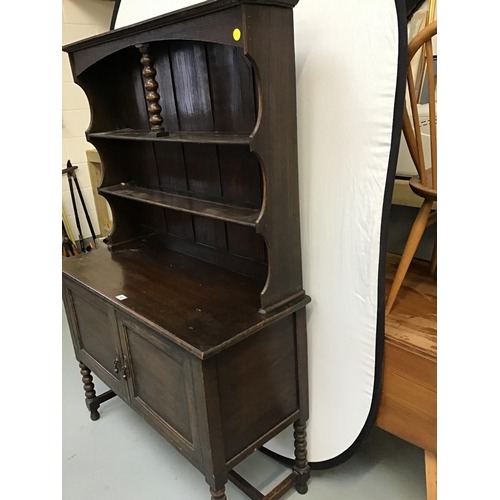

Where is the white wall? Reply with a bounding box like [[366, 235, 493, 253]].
[[62, 0, 115, 239], [114, 0, 197, 28]]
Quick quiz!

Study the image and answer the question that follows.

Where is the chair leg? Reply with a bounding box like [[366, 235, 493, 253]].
[[386, 199, 433, 314], [430, 239, 437, 275], [425, 450, 437, 500]]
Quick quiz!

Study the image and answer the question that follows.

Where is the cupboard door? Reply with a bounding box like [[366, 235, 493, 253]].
[[117, 314, 201, 466], [63, 280, 129, 400]]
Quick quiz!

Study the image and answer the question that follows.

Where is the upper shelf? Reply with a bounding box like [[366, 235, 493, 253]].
[[100, 184, 260, 227], [88, 129, 250, 145]]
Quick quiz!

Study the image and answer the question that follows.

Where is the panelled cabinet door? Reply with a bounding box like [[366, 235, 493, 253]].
[[63, 280, 129, 400], [116, 313, 202, 466]]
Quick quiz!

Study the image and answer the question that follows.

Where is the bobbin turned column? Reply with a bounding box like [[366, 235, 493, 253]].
[[136, 42, 168, 136], [293, 420, 311, 494]]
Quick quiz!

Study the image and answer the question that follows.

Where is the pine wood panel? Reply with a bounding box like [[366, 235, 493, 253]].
[[377, 253, 436, 453]]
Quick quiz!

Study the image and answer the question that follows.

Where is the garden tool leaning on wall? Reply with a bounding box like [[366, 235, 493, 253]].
[[62, 160, 98, 253]]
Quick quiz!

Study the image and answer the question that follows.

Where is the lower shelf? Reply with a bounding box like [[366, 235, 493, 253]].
[[100, 183, 260, 227]]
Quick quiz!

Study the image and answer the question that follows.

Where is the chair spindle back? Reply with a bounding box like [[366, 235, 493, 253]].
[[403, 21, 437, 190]]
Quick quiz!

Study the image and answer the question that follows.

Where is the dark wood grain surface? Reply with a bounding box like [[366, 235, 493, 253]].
[[89, 129, 250, 144], [244, 5, 304, 312], [191, 356, 228, 491], [217, 315, 297, 461], [117, 313, 203, 464], [70, 292, 118, 375], [63, 2, 309, 497], [100, 184, 260, 226], [68, 7, 245, 77], [124, 322, 194, 442], [82, 38, 272, 297], [63, 0, 299, 52], [62, 244, 309, 359], [63, 283, 130, 400]]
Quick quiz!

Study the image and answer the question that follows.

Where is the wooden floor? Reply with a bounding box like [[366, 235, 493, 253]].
[[376, 253, 437, 499], [384, 253, 436, 361]]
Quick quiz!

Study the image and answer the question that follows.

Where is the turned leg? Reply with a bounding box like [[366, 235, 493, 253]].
[[293, 420, 310, 494], [209, 486, 227, 500], [79, 361, 100, 421]]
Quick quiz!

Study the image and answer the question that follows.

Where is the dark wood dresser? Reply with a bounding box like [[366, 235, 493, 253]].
[[62, 1, 310, 499]]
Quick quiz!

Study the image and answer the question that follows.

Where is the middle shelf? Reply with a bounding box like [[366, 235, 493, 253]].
[[99, 184, 260, 227]]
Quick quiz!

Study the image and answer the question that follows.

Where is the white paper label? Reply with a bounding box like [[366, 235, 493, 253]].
[[115, 295, 127, 301]]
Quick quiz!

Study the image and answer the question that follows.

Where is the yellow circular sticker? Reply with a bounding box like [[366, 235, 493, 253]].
[[233, 28, 241, 41]]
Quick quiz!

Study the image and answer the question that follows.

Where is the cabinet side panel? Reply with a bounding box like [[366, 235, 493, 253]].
[[244, 5, 304, 310], [216, 314, 298, 461]]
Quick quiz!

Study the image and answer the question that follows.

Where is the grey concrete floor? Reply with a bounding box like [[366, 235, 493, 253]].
[[63, 308, 426, 500]]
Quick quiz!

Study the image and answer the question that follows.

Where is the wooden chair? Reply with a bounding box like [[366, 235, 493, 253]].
[[386, 21, 437, 315]]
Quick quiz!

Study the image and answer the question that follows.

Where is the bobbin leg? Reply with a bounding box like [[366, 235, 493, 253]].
[[293, 420, 310, 494], [79, 361, 100, 421], [209, 486, 227, 500]]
